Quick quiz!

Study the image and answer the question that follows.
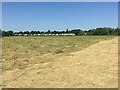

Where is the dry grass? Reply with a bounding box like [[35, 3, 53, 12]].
[[3, 36, 114, 71], [2, 36, 118, 88]]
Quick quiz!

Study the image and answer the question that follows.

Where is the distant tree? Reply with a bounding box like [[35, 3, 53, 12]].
[[41, 31, 44, 34], [71, 29, 81, 35], [0, 29, 2, 37], [53, 31, 57, 34], [84, 30, 87, 33], [107, 28, 114, 35], [2, 31, 8, 36], [1, 30, 13, 36], [36, 31, 40, 34], [61, 31, 65, 34], [7, 31, 14, 36], [19, 31, 24, 34], [66, 29, 69, 33], [78, 30, 85, 35], [114, 28, 120, 35], [24, 31, 30, 34], [48, 30, 51, 33], [1, 27, 119, 36], [91, 28, 108, 35]]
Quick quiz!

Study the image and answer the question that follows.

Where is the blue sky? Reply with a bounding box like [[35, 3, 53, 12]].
[[2, 2, 118, 31], [2, 0, 120, 2]]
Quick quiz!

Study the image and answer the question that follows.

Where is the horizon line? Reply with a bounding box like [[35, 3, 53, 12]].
[[1, 27, 118, 32]]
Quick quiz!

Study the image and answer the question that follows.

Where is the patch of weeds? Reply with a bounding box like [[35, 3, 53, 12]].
[[14, 49, 17, 52], [25, 50, 28, 53], [54, 49, 64, 54]]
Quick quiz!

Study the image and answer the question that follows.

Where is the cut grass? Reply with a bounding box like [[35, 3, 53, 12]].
[[2, 36, 116, 71]]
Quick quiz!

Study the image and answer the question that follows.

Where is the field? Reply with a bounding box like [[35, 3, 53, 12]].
[[2, 36, 118, 88]]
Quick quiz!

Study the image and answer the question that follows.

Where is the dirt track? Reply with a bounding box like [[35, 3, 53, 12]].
[[3, 38, 118, 88]]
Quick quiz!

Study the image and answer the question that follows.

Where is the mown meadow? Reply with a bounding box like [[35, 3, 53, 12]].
[[2, 36, 116, 71]]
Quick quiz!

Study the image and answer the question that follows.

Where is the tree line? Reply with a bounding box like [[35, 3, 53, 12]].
[[1, 27, 120, 37]]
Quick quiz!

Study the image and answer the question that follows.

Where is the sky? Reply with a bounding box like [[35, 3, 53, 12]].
[[2, 0, 120, 2], [0, 2, 2, 29], [2, 2, 118, 31]]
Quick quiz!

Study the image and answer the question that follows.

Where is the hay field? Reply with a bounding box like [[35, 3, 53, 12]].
[[2, 36, 118, 88]]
